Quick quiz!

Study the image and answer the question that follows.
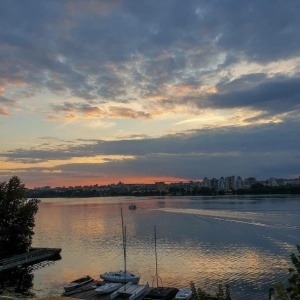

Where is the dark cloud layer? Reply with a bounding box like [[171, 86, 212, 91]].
[[207, 76, 300, 113], [1, 122, 300, 181]]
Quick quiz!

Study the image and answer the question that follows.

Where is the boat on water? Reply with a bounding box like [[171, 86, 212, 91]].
[[101, 209, 140, 285], [175, 288, 193, 300], [64, 275, 94, 292], [110, 281, 149, 300], [143, 287, 179, 300], [129, 204, 137, 210], [100, 271, 140, 284], [95, 282, 123, 295]]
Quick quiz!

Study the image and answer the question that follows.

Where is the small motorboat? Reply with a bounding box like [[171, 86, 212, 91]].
[[129, 204, 137, 210], [100, 271, 140, 284], [64, 275, 94, 292], [95, 282, 123, 295], [175, 288, 193, 300]]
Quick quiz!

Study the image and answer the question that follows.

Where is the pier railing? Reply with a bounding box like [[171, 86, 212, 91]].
[[0, 247, 61, 273]]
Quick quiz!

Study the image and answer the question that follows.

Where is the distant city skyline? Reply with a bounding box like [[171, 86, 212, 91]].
[[1, 1, 300, 188], [32, 174, 300, 189]]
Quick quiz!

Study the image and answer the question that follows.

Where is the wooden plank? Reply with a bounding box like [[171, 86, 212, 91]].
[[0, 248, 61, 273], [63, 281, 151, 300]]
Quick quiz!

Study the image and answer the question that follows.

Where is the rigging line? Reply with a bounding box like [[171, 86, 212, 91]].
[[154, 225, 158, 288]]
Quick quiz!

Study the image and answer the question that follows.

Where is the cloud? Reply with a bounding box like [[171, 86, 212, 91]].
[[108, 107, 151, 119], [1, 121, 300, 181], [1, 0, 300, 186], [203, 76, 300, 115], [50, 102, 105, 118], [1, 0, 299, 114], [48, 101, 152, 120], [0, 107, 11, 117]]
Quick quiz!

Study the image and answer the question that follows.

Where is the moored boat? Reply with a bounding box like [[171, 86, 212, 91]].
[[95, 282, 123, 294], [64, 275, 94, 292], [175, 288, 193, 300], [110, 281, 149, 300], [100, 271, 140, 284], [129, 204, 137, 210], [143, 287, 179, 300]]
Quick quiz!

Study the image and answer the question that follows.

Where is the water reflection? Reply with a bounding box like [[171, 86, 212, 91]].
[[20, 196, 300, 299], [0, 268, 34, 298], [0, 255, 61, 298]]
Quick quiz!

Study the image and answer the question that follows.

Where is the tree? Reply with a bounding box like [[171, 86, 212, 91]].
[[0, 176, 40, 257], [274, 245, 300, 299], [286, 245, 300, 299]]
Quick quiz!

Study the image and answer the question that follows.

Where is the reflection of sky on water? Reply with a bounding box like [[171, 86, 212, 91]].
[[28, 196, 300, 299]]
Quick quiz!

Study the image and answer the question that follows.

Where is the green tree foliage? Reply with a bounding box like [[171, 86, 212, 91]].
[[0, 176, 40, 257], [274, 245, 300, 300], [286, 245, 300, 299]]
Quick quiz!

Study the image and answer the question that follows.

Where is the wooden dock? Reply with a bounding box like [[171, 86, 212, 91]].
[[63, 281, 151, 300], [0, 248, 61, 273]]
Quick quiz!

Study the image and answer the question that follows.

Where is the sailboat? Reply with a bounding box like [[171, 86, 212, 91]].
[[100, 208, 140, 284], [142, 226, 179, 300]]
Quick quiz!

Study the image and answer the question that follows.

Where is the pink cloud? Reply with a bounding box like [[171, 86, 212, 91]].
[[0, 107, 11, 117]]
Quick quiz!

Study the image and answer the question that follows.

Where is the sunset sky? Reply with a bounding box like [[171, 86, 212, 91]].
[[1, 0, 300, 188]]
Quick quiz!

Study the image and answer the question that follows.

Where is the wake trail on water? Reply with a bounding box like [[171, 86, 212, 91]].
[[152, 207, 300, 231]]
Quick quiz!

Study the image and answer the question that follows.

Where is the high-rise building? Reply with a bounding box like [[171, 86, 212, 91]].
[[244, 177, 257, 188], [210, 178, 218, 190], [236, 176, 244, 190], [267, 178, 278, 187], [202, 177, 211, 188], [218, 177, 225, 191], [225, 176, 236, 191]]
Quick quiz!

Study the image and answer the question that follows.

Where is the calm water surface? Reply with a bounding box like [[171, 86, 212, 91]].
[[3, 195, 300, 299]]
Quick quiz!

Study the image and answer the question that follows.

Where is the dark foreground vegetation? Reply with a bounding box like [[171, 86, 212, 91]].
[[0, 176, 40, 258], [274, 245, 300, 300]]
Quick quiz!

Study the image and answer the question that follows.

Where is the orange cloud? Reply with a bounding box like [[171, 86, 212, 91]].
[[0, 80, 26, 96], [0, 107, 11, 117], [108, 107, 151, 119]]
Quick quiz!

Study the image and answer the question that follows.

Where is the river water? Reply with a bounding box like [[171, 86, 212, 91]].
[[1, 195, 300, 299]]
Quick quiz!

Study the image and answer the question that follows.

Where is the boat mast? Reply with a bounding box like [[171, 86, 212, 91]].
[[154, 225, 158, 288], [152, 225, 163, 287], [121, 208, 127, 284]]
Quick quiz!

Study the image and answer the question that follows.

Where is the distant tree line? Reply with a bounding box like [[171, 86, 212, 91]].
[[26, 183, 300, 198]]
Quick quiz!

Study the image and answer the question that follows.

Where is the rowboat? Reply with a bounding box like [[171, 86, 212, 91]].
[[64, 275, 94, 292]]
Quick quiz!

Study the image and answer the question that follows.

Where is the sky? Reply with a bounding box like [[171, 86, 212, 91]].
[[1, 0, 300, 188]]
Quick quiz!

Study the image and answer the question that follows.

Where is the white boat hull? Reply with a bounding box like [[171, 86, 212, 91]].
[[175, 288, 193, 300], [95, 282, 123, 294], [110, 282, 149, 300], [100, 271, 140, 284]]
